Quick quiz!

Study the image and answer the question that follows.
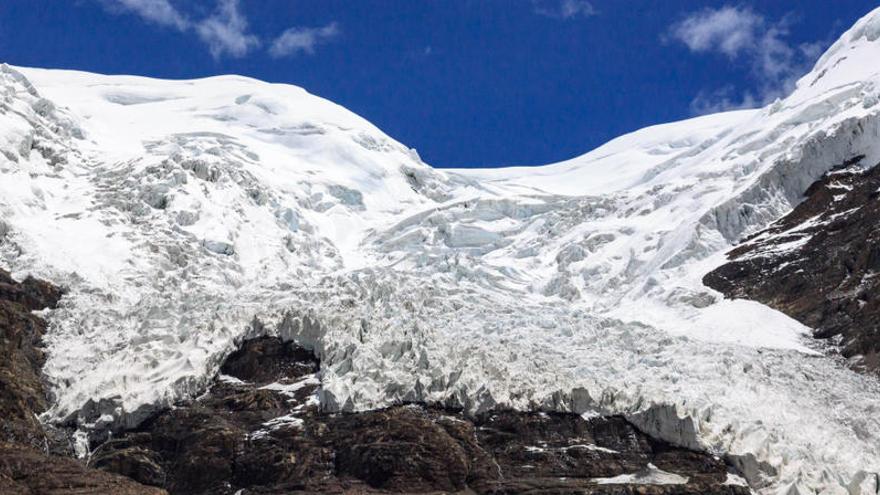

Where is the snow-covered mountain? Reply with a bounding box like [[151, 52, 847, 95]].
[[2, 7, 880, 495]]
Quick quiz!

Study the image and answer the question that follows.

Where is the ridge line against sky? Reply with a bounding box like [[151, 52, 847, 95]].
[[101, 0, 826, 110], [0, 1, 875, 167]]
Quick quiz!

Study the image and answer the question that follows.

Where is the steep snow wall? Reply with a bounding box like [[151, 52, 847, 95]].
[[706, 103, 880, 245]]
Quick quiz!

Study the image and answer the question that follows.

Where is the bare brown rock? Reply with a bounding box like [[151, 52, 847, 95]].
[[0, 270, 61, 449], [0, 442, 166, 495], [326, 407, 471, 492], [704, 157, 880, 373], [0, 269, 163, 495]]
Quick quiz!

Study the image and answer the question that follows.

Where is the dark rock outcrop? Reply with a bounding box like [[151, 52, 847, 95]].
[[91, 336, 748, 494], [704, 157, 880, 372], [0, 441, 166, 495], [0, 268, 164, 494], [0, 270, 62, 449]]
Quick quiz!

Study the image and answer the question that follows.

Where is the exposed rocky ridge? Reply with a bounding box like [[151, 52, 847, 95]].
[[704, 157, 880, 373], [0, 269, 62, 450], [0, 269, 163, 494], [87, 336, 749, 494]]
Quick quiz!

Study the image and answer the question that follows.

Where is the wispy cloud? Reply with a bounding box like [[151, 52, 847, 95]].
[[688, 86, 759, 115], [670, 5, 762, 58], [269, 22, 340, 58], [195, 0, 260, 59], [97, 0, 337, 60], [668, 5, 826, 113], [101, 0, 188, 30], [533, 0, 596, 20]]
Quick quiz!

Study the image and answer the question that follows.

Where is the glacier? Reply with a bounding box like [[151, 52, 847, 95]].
[[2, 6, 880, 495]]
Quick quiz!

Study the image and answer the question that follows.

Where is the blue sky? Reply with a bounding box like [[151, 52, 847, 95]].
[[0, 1, 876, 168]]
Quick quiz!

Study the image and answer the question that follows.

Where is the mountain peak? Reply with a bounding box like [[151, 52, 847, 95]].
[[795, 7, 880, 98]]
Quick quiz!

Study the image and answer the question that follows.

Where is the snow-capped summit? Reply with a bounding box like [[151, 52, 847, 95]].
[[1, 7, 880, 495], [795, 5, 880, 103]]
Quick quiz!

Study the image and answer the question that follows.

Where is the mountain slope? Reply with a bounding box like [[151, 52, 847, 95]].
[[705, 157, 880, 374], [1, 6, 880, 495]]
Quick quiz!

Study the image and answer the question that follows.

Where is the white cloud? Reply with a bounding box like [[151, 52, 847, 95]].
[[670, 6, 762, 58], [669, 6, 826, 113], [98, 0, 340, 61], [269, 22, 340, 58], [533, 0, 596, 20], [195, 0, 261, 59], [689, 86, 759, 114], [101, 0, 188, 30]]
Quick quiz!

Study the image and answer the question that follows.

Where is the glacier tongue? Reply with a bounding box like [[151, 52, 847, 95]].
[[2, 7, 880, 494]]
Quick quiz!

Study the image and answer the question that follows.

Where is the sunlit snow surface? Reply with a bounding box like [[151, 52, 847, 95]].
[[2, 8, 880, 494]]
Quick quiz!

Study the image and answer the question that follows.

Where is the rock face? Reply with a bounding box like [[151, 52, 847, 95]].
[[90, 336, 748, 494], [0, 442, 167, 495], [704, 158, 880, 373], [0, 269, 164, 494], [0, 269, 61, 450]]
